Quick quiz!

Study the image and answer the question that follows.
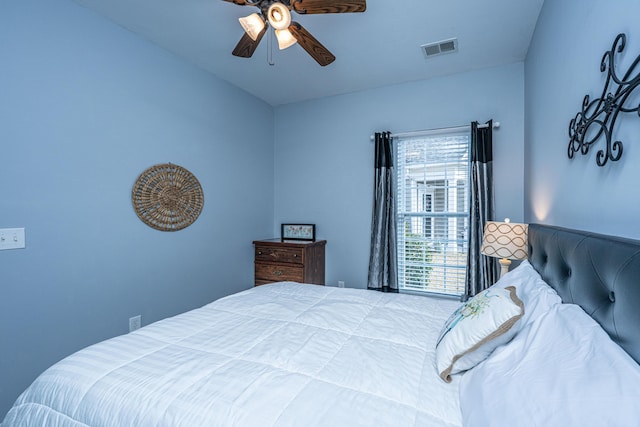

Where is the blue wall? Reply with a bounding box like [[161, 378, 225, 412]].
[[274, 63, 525, 289], [0, 0, 274, 416], [11, 0, 638, 419], [525, 0, 640, 237]]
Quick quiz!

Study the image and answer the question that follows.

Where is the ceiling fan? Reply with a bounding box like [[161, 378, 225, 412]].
[[223, 0, 366, 66]]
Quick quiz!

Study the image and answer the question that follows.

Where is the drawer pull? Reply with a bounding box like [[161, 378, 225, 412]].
[[293, 254, 297, 258], [258, 251, 262, 255], [273, 270, 283, 276]]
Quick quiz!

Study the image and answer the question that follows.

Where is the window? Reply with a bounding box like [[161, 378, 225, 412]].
[[396, 129, 470, 296]]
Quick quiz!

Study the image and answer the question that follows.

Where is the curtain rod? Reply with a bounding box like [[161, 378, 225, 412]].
[[369, 121, 500, 141]]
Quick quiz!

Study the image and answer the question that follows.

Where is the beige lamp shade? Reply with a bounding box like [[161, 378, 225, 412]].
[[481, 220, 528, 278]]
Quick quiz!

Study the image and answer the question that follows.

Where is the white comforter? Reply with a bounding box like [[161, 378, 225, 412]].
[[3, 282, 462, 427]]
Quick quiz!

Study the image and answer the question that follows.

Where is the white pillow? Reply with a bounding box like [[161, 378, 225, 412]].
[[492, 260, 561, 327], [459, 303, 640, 426], [435, 286, 524, 382]]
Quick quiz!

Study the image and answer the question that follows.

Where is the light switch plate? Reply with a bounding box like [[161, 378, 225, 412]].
[[0, 228, 26, 250]]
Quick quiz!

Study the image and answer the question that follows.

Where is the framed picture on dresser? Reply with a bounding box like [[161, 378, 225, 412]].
[[281, 223, 315, 241]]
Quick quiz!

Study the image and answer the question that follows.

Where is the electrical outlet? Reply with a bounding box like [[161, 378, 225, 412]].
[[338, 280, 345, 288], [129, 315, 141, 332]]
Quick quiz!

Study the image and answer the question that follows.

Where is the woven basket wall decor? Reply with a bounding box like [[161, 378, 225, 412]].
[[132, 163, 204, 231]]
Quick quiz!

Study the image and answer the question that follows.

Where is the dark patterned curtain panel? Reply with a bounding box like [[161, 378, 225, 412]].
[[465, 121, 498, 298], [367, 132, 398, 292]]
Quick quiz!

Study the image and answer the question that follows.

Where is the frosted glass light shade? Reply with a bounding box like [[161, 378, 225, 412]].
[[239, 13, 265, 41], [275, 28, 297, 50], [267, 3, 291, 30]]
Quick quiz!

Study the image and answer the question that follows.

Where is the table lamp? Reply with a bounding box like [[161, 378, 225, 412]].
[[480, 219, 528, 278]]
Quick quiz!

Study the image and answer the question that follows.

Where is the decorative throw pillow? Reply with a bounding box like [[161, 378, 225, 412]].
[[435, 286, 524, 382]]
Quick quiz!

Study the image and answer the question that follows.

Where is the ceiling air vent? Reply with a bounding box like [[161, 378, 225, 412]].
[[421, 38, 458, 58]]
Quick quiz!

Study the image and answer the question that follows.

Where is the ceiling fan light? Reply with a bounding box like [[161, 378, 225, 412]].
[[275, 28, 297, 50], [238, 13, 265, 41], [267, 2, 291, 31]]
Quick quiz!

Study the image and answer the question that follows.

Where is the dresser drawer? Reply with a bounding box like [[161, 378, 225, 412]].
[[253, 239, 326, 287], [255, 245, 304, 265], [255, 262, 304, 282]]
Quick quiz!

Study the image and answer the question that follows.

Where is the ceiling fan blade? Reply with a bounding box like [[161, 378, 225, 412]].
[[289, 22, 335, 66], [232, 27, 266, 58], [222, 0, 250, 5], [291, 0, 366, 14]]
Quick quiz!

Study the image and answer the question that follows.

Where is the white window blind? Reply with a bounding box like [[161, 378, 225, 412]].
[[396, 129, 470, 296]]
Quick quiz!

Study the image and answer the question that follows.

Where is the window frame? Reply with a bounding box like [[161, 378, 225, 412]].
[[395, 128, 471, 297]]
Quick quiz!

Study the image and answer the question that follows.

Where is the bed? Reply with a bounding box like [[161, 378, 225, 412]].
[[3, 224, 640, 426]]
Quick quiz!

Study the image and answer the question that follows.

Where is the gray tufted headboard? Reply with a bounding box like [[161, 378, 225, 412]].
[[528, 224, 640, 364]]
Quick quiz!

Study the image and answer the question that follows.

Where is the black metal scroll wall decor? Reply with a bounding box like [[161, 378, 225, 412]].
[[568, 33, 640, 167]]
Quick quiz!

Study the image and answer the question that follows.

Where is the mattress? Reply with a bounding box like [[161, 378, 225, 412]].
[[2, 282, 462, 427]]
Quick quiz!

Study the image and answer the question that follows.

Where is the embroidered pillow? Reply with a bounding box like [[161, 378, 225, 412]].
[[435, 286, 524, 382]]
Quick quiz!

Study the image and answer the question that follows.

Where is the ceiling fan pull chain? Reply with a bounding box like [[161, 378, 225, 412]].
[[268, 26, 275, 66]]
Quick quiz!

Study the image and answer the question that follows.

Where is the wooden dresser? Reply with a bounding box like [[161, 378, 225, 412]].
[[253, 239, 326, 286]]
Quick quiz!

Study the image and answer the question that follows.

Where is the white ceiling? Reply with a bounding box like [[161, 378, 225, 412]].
[[72, 0, 545, 106]]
